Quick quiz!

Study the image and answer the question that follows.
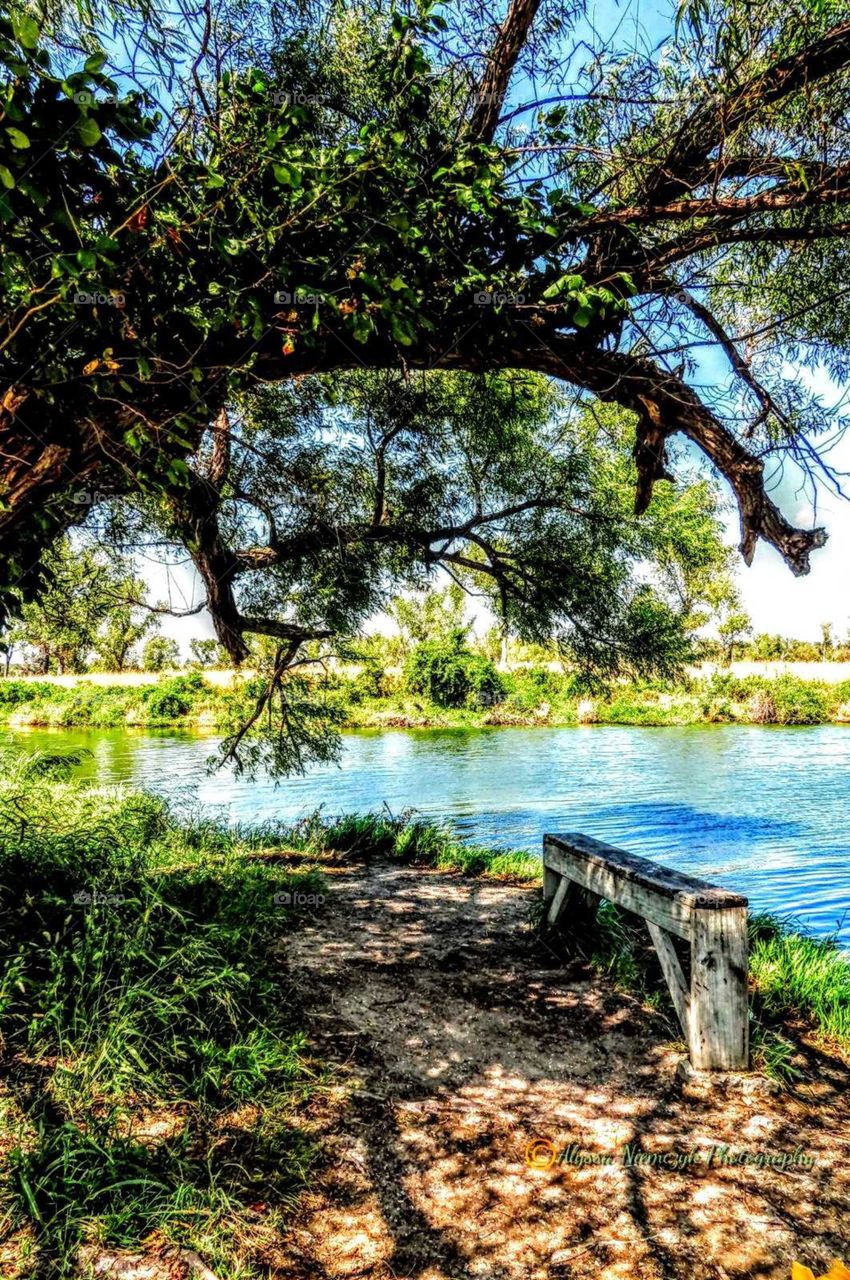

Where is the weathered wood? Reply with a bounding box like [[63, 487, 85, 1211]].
[[544, 834, 745, 940], [546, 874, 570, 926], [545, 834, 745, 917], [690, 905, 749, 1070], [542, 862, 560, 912], [646, 921, 691, 1037], [543, 832, 749, 1072]]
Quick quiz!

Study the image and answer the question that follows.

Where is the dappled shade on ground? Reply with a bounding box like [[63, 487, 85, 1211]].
[[280, 859, 850, 1280]]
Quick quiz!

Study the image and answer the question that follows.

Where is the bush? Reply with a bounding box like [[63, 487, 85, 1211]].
[[346, 657, 387, 704], [404, 630, 504, 708], [0, 679, 54, 705], [141, 671, 206, 721], [502, 665, 565, 711], [769, 675, 829, 725]]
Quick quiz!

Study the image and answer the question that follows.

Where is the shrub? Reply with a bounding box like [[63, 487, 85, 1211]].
[[404, 630, 504, 708], [346, 657, 387, 704], [769, 675, 829, 725], [142, 672, 206, 721], [502, 665, 566, 710], [0, 679, 54, 705]]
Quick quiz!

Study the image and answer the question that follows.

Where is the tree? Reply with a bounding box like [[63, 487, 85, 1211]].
[[2, 0, 849, 621], [387, 586, 469, 659], [188, 638, 227, 669], [142, 634, 180, 671], [821, 622, 834, 659], [718, 608, 754, 664], [6, 537, 146, 673], [92, 595, 157, 671], [80, 369, 742, 769], [2, 0, 850, 762]]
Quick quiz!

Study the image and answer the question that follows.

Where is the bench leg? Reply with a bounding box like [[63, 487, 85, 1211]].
[[689, 906, 749, 1070], [543, 863, 560, 914], [542, 870, 600, 930]]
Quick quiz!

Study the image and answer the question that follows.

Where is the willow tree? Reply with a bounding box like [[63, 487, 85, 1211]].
[[1, 0, 849, 682]]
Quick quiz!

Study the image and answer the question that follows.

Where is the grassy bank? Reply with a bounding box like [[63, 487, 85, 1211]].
[[0, 750, 327, 1279], [5, 667, 850, 731], [0, 765, 848, 1274]]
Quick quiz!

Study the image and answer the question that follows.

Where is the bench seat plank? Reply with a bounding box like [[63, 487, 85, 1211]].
[[544, 833, 747, 940]]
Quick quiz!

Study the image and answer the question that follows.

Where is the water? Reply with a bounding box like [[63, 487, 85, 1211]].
[[5, 724, 850, 945]]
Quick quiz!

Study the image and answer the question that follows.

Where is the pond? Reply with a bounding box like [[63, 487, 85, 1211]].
[[5, 724, 850, 945]]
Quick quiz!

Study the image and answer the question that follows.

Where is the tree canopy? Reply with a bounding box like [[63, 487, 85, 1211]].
[[2, 0, 850, 760]]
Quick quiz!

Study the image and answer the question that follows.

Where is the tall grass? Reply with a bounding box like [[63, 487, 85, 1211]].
[[748, 913, 850, 1046], [280, 808, 542, 880], [0, 750, 323, 1278]]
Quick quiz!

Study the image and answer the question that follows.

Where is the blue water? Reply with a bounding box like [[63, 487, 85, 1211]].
[[6, 724, 850, 944]]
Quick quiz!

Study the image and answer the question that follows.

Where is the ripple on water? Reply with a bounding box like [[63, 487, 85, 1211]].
[[5, 724, 849, 945]]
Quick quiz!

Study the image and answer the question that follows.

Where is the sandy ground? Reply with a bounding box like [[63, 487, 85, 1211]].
[[278, 858, 850, 1280]]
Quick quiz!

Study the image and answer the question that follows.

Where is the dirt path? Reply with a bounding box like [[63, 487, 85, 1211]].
[[279, 858, 850, 1280]]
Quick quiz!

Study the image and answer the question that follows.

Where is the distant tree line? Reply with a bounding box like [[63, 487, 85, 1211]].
[[0, 537, 227, 675]]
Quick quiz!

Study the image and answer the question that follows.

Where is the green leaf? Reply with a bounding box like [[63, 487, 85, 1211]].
[[0, 165, 15, 190], [206, 172, 225, 189], [390, 313, 414, 346], [542, 273, 584, 301], [273, 162, 302, 189], [13, 14, 39, 49], [77, 117, 102, 147], [5, 128, 30, 150], [84, 51, 108, 74], [572, 306, 593, 328]]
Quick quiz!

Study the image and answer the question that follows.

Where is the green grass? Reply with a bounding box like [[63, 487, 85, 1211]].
[[3, 667, 849, 730], [748, 912, 850, 1046], [276, 808, 542, 881], [0, 749, 324, 1278]]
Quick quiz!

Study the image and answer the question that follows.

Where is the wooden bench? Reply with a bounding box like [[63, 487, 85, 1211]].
[[543, 833, 749, 1071]]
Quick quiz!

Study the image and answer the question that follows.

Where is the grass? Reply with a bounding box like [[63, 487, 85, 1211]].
[[748, 912, 850, 1047], [2, 667, 850, 730], [0, 753, 847, 1273], [0, 748, 325, 1279], [276, 808, 543, 881]]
